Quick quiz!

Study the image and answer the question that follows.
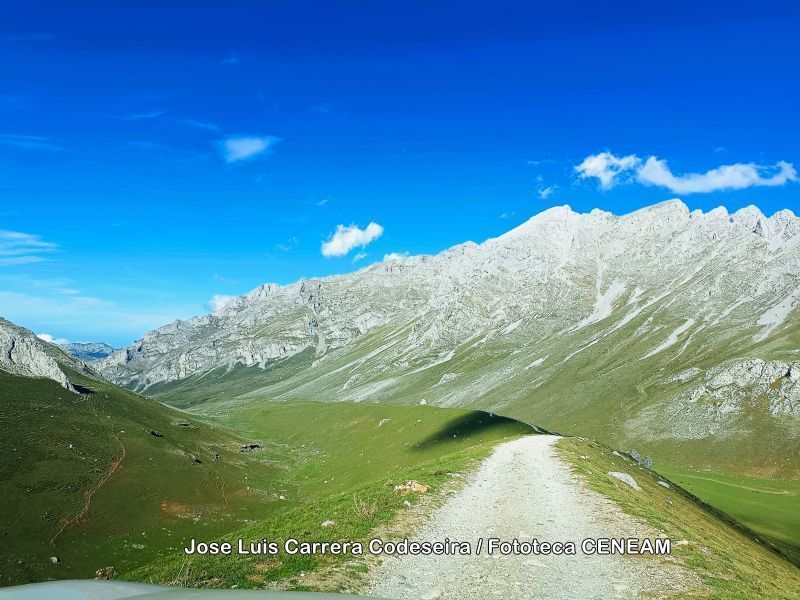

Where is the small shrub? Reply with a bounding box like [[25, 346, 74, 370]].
[[352, 494, 378, 521]]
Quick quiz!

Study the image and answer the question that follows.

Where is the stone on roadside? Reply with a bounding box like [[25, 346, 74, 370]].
[[394, 480, 429, 495]]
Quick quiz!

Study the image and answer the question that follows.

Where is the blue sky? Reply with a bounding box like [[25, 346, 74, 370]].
[[1, 0, 798, 346]]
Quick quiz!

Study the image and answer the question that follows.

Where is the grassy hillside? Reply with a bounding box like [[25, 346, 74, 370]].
[[557, 438, 800, 599], [0, 369, 286, 586], [125, 400, 535, 590], [147, 293, 800, 479], [657, 463, 800, 565], [0, 368, 533, 589]]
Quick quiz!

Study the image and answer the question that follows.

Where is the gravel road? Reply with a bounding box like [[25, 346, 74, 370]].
[[365, 435, 696, 599]]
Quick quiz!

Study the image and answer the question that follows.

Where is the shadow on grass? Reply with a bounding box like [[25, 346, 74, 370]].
[[411, 410, 548, 451]]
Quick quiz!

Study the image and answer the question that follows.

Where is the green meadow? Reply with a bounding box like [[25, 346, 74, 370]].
[[657, 463, 800, 565], [0, 368, 532, 588], [558, 438, 800, 599]]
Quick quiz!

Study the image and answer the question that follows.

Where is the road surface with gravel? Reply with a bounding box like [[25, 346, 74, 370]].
[[365, 435, 697, 599]]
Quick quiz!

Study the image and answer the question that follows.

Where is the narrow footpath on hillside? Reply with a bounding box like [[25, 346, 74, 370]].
[[365, 436, 699, 600]]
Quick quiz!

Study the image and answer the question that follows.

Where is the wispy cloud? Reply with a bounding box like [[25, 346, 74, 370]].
[[322, 222, 383, 257], [538, 185, 557, 200], [176, 118, 221, 132], [0, 229, 57, 266], [576, 151, 798, 194], [213, 273, 237, 284], [220, 135, 281, 163], [2, 33, 52, 43], [0, 289, 201, 346], [123, 109, 167, 121], [26, 277, 78, 294], [275, 236, 299, 253], [0, 134, 62, 151], [221, 52, 241, 65], [352, 252, 368, 263], [207, 294, 235, 313]]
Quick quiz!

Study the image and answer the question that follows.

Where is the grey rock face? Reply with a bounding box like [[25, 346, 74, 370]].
[[98, 200, 800, 403], [0, 319, 92, 390]]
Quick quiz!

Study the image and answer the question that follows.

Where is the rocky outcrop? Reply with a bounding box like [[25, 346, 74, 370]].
[[0, 318, 92, 391], [682, 359, 800, 417]]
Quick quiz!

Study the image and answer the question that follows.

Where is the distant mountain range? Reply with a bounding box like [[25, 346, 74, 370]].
[[93, 200, 800, 475], [3, 199, 798, 475], [0, 318, 95, 391], [59, 341, 115, 361]]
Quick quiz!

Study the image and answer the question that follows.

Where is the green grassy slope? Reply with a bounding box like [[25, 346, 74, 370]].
[[656, 463, 800, 565], [126, 400, 535, 590], [139, 288, 800, 581], [147, 291, 800, 480], [0, 370, 285, 586], [557, 438, 800, 599], [0, 368, 534, 589]]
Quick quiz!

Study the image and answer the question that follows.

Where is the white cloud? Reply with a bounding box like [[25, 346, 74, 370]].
[[575, 152, 640, 189], [0, 290, 201, 347], [36, 333, 69, 345], [321, 222, 383, 257], [220, 135, 280, 163], [0, 229, 57, 266], [637, 158, 798, 194], [576, 151, 798, 194], [207, 294, 235, 313], [538, 185, 557, 200], [352, 252, 368, 262], [383, 252, 411, 261]]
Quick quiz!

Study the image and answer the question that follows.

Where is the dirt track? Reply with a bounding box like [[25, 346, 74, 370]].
[[366, 435, 698, 599]]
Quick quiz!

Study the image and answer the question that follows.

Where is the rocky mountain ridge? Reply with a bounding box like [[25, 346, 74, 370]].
[[96, 199, 800, 473], [0, 318, 94, 391], [99, 200, 799, 388]]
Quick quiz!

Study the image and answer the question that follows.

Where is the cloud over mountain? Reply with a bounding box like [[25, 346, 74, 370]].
[[576, 151, 797, 194], [322, 222, 384, 257]]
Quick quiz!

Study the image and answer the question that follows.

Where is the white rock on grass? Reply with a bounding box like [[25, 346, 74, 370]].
[[608, 471, 640, 490]]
